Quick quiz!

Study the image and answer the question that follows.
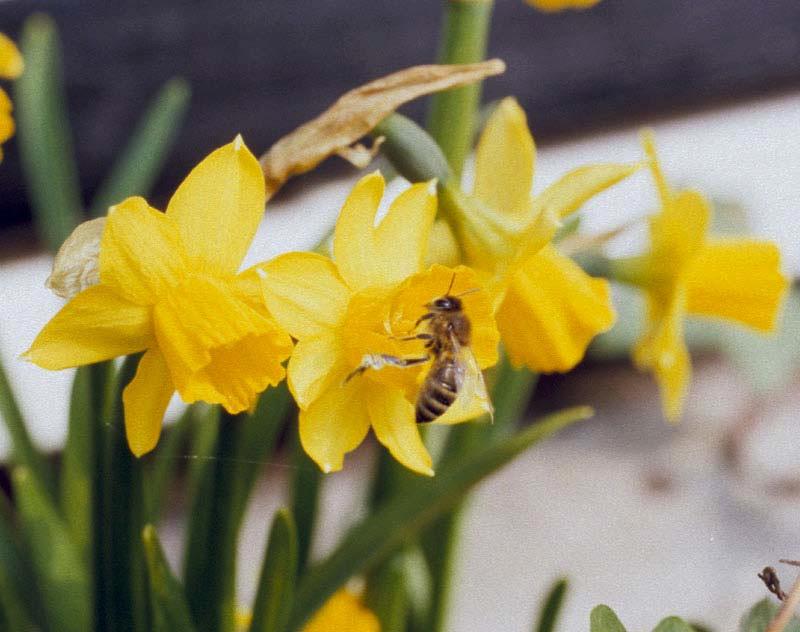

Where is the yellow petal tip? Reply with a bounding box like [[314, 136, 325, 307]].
[[233, 133, 245, 152]]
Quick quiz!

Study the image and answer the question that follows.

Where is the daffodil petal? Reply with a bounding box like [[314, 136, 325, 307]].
[[299, 379, 370, 473], [641, 129, 672, 206], [685, 239, 788, 331], [166, 136, 266, 275], [154, 275, 292, 413], [633, 289, 690, 421], [531, 162, 640, 221], [123, 348, 174, 457], [258, 252, 350, 339], [366, 384, 433, 476], [0, 33, 23, 79], [288, 331, 347, 409], [649, 190, 710, 265], [425, 219, 460, 268], [473, 97, 535, 224], [24, 285, 151, 370], [333, 172, 436, 291], [100, 197, 188, 304], [497, 245, 615, 372], [303, 590, 380, 632]]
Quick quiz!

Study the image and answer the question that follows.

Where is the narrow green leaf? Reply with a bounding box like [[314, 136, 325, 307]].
[[13, 466, 91, 632], [590, 605, 627, 632], [534, 578, 568, 632], [289, 406, 591, 630], [61, 363, 107, 564], [366, 556, 408, 632], [14, 13, 83, 252], [0, 493, 39, 631], [652, 618, 695, 632], [402, 547, 433, 632], [142, 525, 197, 632], [249, 509, 297, 632], [144, 404, 195, 523], [90, 78, 191, 217], [98, 355, 149, 632], [0, 353, 54, 496], [183, 409, 240, 632], [290, 422, 322, 575], [230, 382, 292, 523]]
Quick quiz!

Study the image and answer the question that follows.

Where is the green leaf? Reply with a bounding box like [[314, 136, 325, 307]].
[[739, 598, 800, 632], [366, 556, 408, 632], [0, 353, 54, 497], [249, 509, 297, 632], [142, 525, 197, 632], [13, 466, 92, 632], [534, 578, 568, 632], [89, 78, 191, 217], [183, 409, 240, 632], [98, 356, 149, 632], [590, 605, 627, 632], [60, 364, 107, 564], [288, 406, 591, 630], [0, 493, 39, 631], [144, 404, 195, 523], [14, 13, 83, 252], [653, 617, 695, 632], [290, 422, 322, 575], [230, 382, 292, 523]]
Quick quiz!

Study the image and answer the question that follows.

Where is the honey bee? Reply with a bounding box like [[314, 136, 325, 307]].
[[346, 274, 492, 424]]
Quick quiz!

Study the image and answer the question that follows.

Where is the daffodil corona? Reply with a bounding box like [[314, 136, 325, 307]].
[[303, 589, 380, 632], [622, 132, 788, 420], [443, 97, 637, 373], [25, 137, 293, 456], [0, 33, 23, 161], [259, 172, 498, 475]]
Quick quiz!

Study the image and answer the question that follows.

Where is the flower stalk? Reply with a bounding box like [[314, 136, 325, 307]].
[[427, 0, 495, 177]]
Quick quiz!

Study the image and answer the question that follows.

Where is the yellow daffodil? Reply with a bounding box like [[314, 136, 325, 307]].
[[443, 97, 637, 373], [303, 589, 380, 632], [0, 33, 23, 161], [626, 132, 788, 420], [259, 171, 499, 475], [526, 0, 601, 12], [25, 137, 293, 456]]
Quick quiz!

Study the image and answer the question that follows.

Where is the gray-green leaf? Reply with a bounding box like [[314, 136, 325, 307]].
[[590, 605, 627, 632]]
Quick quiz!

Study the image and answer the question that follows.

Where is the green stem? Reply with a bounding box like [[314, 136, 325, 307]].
[[427, 0, 494, 178], [290, 425, 322, 576]]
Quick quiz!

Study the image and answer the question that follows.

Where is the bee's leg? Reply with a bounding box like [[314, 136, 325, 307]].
[[344, 352, 430, 383], [390, 333, 434, 342], [414, 312, 435, 328]]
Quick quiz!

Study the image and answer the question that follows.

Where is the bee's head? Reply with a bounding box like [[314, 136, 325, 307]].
[[428, 295, 462, 312]]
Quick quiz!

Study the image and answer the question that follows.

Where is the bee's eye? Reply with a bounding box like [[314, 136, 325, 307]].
[[433, 298, 452, 310]]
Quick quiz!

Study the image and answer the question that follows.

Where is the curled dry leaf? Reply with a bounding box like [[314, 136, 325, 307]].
[[259, 59, 506, 197], [46, 217, 106, 299]]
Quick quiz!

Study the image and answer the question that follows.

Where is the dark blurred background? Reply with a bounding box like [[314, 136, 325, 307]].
[[1, 0, 800, 235]]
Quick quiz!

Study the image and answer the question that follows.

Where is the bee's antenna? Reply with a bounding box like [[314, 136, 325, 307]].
[[445, 271, 457, 296], [455, 287, 480, 298]]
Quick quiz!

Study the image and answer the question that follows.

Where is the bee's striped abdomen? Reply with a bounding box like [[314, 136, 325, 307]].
[[415, 358, 459, 423]]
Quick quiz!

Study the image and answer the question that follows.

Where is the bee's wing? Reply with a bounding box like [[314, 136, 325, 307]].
[[433, 345, 494, 425]]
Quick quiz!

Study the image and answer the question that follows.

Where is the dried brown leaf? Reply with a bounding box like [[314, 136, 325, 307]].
[[259, 59, 506, 197]]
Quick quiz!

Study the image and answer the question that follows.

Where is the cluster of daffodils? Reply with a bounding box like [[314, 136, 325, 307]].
[[0, 33, 23, 161], [25, 96, 787, 476]]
